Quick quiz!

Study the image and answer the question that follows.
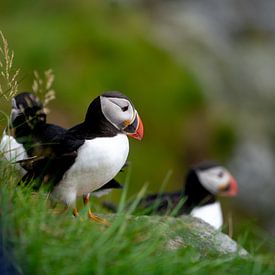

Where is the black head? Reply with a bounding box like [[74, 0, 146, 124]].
[[10, 92, 46, 136], [83, 91, 144, 140], [183, 161, 238, 211]]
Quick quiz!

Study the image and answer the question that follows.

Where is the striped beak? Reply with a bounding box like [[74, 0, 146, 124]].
[[219, 175, 238, 196], [123, 113, 144, 140]]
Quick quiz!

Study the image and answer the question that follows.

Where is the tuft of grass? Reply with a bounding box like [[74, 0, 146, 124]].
[[1, 162, 275, 275]]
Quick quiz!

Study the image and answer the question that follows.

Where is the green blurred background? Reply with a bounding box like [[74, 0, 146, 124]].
[[0, 0, 235, 191], [1, 0, 274, 241]]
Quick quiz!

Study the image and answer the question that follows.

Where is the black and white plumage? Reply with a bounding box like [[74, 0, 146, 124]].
[[1, 92, 46, 173], [20, 91, 143, 221], [1, 93, 43, 161], [0, 92, 66, 175], [105, 162, 238, 229]]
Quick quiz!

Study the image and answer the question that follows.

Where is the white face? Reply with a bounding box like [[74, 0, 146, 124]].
[[100, 96, 136, 130], [196, 166, 231, 194]]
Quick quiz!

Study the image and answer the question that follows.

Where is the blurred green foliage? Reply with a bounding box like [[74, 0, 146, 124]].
[[0, 0, 236, 196]]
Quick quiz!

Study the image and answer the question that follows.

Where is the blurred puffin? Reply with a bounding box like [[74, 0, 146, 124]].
[[0, 92, 66, 174], [105, 162, 238, 229], [20, 91, 144, 224]]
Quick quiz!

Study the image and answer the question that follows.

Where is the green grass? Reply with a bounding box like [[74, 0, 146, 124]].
[[1, 161, 275, 275]]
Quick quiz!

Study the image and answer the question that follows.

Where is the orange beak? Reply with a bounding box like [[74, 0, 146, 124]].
[[222, 175, 238, 196], [124, 114, 144, 140]]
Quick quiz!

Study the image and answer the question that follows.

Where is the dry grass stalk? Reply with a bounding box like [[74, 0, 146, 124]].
[[0, 31, 20, 101], [32, 69, 56, 113]]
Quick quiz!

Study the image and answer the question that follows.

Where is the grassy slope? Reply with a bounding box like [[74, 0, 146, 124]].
[[0, 163, 275, 275]]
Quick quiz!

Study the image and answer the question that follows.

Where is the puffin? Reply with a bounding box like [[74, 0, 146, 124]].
[[20, 91, 144, 224], [0, 92, 48, 173], [0, 92, 66, 175], [104, 162, 238, 229], [0, 92, 124, 195]]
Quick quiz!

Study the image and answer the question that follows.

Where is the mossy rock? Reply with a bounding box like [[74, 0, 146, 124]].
[[104, 214, 248, 258]]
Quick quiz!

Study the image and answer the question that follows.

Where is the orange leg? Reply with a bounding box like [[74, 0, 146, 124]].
[[83, 193, 90, 206], [83, 194, 110, 226], [73, 207, 79, 217]]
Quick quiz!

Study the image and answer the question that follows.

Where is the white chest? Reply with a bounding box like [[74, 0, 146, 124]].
[[52, 134, 129, 205], [190, 201, 223, 230], [0, 133, 27, 174]]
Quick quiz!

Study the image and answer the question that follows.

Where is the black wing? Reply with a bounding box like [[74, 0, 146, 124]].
[[92, 179, 123, 198], [97, 179, 123, 191], [18, 124, 84, 190], [19, 151, 78, 190], [102, 191, 187, 215], [136, 191, 185, 215], [17, 123, 67, 157]]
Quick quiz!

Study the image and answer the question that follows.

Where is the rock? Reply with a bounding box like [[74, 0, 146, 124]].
[[106, 214, 248, 257]]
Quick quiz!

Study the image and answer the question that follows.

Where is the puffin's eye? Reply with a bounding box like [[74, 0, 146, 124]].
[[218, 171, 224, 178], [121, 106, 128, 112]]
